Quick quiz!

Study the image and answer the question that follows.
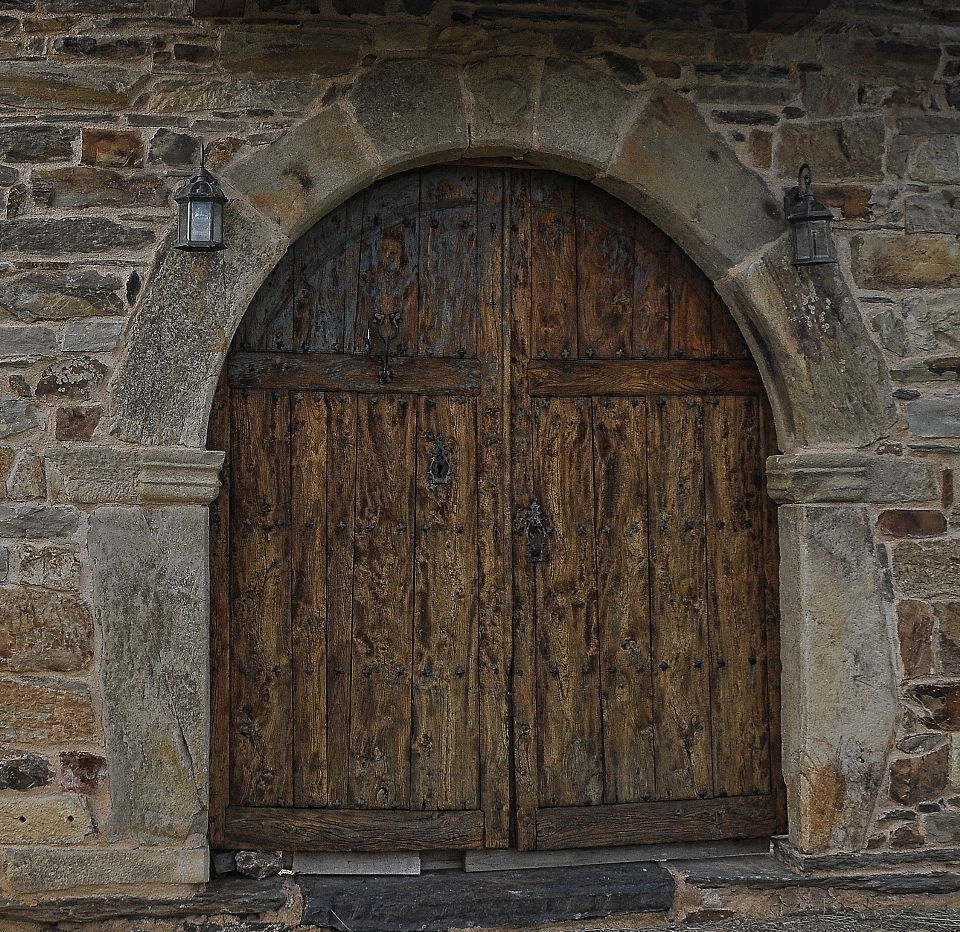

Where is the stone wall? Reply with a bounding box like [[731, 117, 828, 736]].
[[0, 0, 958, 901]]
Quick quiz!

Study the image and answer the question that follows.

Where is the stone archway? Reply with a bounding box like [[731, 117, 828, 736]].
[[85, 58, 943, 875]]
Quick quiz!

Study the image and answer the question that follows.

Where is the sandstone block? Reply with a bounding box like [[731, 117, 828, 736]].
[[907, 399, 960, 438], [898, 295, 960, 357], [779, 116, 884, 181], [0, 62, 147, 111], [0, 588, 92, 672], [34, 356, 107, 399], [0, 754, 52, 791], [821, 37, 939, 81], [0, 270, 124, 321], [936, 602, 960, 675], [61, 318, 124, 353], [31, 167, 168, 209], [0, 547, 7, 583], [802, 69, 857, 118], [148, 78, 318, 114], [19, 544, 81, 591], [889, 824, 925, 848], [853, 235, 960, 290], [55, 405, 102, 441], [220, 28, 360, 76], [0, 791, 92, 844], [905, 194, 960, 235], [0, 395, 38, 440], [898, 600, 936, 679], [896, 539, 960, 600], [464, 56, 539, 156], [60, 750, 106, 794], [5, 448, 44, 500], [146, 128, 200, 168], [0, 218, 154, 255], [0, 504, 79, 538], [890, 746, 949, 804], [911, 137, 960, 184], [0, 676, 96, 743], [0, 124, 76, 162], [0, 325, 57, 358], [879, 509, 948, 538], [81, 128, 143, 168]]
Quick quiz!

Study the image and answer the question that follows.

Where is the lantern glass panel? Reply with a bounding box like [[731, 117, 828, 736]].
[[212, 202, 223, 244], [191, 200, 213, 244], [792, 217, 835, 265]]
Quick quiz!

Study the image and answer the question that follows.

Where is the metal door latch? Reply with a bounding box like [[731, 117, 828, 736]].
[[373, 311, 402, 384], [518, 495, 550, 563]]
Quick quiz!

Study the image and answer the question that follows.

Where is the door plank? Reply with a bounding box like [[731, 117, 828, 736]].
[[527, 359, 761, 397], [411, 395, 480, 812], [229, 388, 293, 807], [669, 244, 713, 360], [291, 391, 329, 807], [632, 215, 671, 360], [593, 397, 655, 804], [530, 172, 578, 361], [576, 180, 634, 359], [647, 395, 712, 801], [420, 166, 479, 358], [326, 392, 359, 810], [532, 396, 603, 808], [224, 807, 485, 851], [535, 795, 779, 850], [704, 395, 770, 799], [710, 291, 750, 360], [350, 393, 417, 810], [234, 257, 295, 352], [476, 167, 512, 848]]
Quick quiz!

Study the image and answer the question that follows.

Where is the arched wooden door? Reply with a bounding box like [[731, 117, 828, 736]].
[[208, 167, 785, 854]]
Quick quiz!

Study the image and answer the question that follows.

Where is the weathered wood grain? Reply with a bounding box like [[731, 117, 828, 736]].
[[669, 243, 713, 360], [710, 290, 750, 360], [233, 257, 295, 352], [633, 215, 671, 360]]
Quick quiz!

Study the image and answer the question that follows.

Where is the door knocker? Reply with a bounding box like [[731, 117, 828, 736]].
[[373, 311, 402, 384], [517, 495, 550, 563], [426, 434, 453, 492]]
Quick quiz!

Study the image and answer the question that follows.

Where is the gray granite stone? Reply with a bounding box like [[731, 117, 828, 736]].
[[0, 394, 38, 440], [0, 218, 154, 255], [894, 538, 960, 600], [0, 504, 79, 538], [61, 317, 125, 352], [464, 55, 540, 157], [0, 270, 125, 321], [0, 124, 76, 162], [90, 506, 210, 844], [0, 324, 58, 358], [0, 62, 148, 111], [907, 398, 960, 438]]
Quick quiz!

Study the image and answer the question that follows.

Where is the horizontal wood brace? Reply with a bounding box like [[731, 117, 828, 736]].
[[535, 796, 779, 850], [526, 359, 763, 397], [227, 352, 482, 395], [223, 807, 486, 852]]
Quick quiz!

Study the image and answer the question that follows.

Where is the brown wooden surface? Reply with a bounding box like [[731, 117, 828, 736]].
[[224, 807, 485, 851], [527, 359, 761, 397], [669, 243, 712, 360], [228, 352, 481, 395], [633, 215, 671, 359], [229, 388, 293, 807], [535, 795, 779, 849], [235, 258, 294, 352]]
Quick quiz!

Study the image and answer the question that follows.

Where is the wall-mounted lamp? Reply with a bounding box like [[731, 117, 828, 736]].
[[784, 164, 836, 266], [174, 146, 227, 252]]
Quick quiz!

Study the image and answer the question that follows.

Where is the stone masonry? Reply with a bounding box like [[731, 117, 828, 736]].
[[0, 0, 958, 918]]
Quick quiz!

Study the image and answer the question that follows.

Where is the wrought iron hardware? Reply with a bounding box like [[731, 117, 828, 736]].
[[427, 434, 453, 491], [372, 310, 402, 384], [518, 494, 550, 563]]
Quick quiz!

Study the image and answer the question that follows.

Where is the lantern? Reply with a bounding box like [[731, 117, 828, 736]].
[[174, 147, 227, 252], [783, 163, 836, 266]]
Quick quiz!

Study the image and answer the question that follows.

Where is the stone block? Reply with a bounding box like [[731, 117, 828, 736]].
[[821, 37, 939, 81], [463, 56, 540, 157], [907, 399, 960, 439], [5, 448, 44, 500], [778, 116, 885, 181], [905, 193, 960, 235], [53, 34, 161, 61], [0, 270, 124, 321], [900, 116, 960, 135], [890, 746, 950, 804], [898, 295, 960, 357], [0, 124, 76, 162], [348, 59, 468, 166], [711, 109, 779, 126], [816, 184, 872, 221], [0, 165, 17, 185], [0, 325, 57, 358], [81, 128, 143, 168], [695, 85, 794, 106], [5, 845, 209, 892], [778, 505, 897, 852], [0, 504, 79, 538], [235, 849, 283, 879], [34, 356, 107, 400], [0, 754, 52, 790], [914, 683, 960, 730], [911, 137, 960, 184], [225, 103, 377, 242], [0, 792, 92, 844], [31, 167, 168, 209], [62, 318, 125, 353], [0, 588, 92, 672], [695, 62, 789, 82], [889, 824, 924, 848], [936, 602, 960, 675], [55, 405, 102, 442], [853, 234, 960, 290], [925, 809, 960, 844], [749, 130, 772, 169], [604, 90, 783, 280], [802, 69, 857, 118], [19, 544, 81, 591], [90, 506, 210, 843], [896, 539, 960, 600], [148, 78, 318, 114], [878, 510, 948, 538], [146, 128, 200, 168], [0, 395, 38, 440], [60, 751, 106, 794], [0, 62, 148, 111], [0, 676, 96, 743], [898, 600, 936, 679], [0, 219, 154, 255], [220, 28, 360, 76], [0, 547, 7, 582]]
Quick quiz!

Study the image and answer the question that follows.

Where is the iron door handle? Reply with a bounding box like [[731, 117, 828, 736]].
[[518, 494, 550, 563]]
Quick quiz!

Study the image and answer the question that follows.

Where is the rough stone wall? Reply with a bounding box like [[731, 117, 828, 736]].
[[0, 0, 957, 898]]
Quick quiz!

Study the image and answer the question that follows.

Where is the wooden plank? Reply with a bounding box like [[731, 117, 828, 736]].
[[710, 290, 750, 360], [535, 795, 779, 850], [294, 200, 362, 354], [224, 807, 485, 851], [411, 395, 480, 811], [532, 396, 603, 808], [233, 255, 295, 351], [508, 169, 539, 851], [350, 393, 416, 810], [207, 374, 230, 846], [291, 391, 329, 807], [668, 243, 713, 360], [357, 172, 420, 356], [647, 395, 712, 801], [530, 172, 577, 360], [476, 168, 512, 848], [229, 388, 293, 807], [576, 180, 634, 359], [325, 392, 358, 810], [527, 359, 762, 397], [228, 352, 481, 396], [593, 397, 655, 804], [704, 395, 770, 799], [632, 215, 671, 360], [420, 166, 478, 357]]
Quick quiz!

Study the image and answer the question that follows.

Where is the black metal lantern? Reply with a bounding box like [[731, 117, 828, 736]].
[[174, 147, 227, 252], [783, 163, 836, 266]]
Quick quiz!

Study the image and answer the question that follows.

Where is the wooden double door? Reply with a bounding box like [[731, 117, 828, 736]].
[[209, 167, 785, 853]]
